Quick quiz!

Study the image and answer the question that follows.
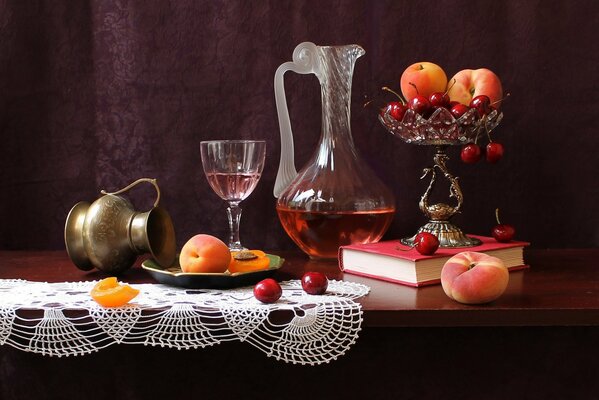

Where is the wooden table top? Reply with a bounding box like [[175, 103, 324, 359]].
[[0, 248, 598, 327]]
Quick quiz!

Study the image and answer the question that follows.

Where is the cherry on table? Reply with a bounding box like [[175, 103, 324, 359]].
[[254, 278, 282, 303], [301, 272, 328, 295], [414, 232, 440, 255], [461, 143, 482, 164]]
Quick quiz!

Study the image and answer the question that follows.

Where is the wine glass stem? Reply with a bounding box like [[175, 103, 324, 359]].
[[226, 202, 244, 251]]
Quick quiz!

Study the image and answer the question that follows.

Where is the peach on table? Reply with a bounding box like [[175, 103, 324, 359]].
[[441, 251, 509, 305]]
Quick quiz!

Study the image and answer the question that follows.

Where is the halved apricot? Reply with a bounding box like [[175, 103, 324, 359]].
[[228, 250, 270, 273], [90, 277, 140, 307]]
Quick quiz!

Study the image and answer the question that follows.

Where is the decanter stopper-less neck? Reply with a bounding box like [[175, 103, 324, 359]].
[[317, 45, 364, 146]]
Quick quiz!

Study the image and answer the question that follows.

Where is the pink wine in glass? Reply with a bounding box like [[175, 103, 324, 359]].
[[205, 172, 262, 202], [276, 207, 395, 259]]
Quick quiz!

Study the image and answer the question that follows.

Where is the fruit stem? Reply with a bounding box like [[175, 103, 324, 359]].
[[444, 78, 456, 96], [473, 126, 481, 145], [382, 86, 407, 105], [484, 118, 493, 143], [396, 243, 414, 252], [491, 92, 511, 106], [495, 208, 501, 225], [409, 82, 420, 95]]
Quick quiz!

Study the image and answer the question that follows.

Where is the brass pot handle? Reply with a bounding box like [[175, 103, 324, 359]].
[[100, 178, 161, 209]]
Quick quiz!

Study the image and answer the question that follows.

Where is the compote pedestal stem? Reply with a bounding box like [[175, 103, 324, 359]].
[[401, 146, 481, 248]]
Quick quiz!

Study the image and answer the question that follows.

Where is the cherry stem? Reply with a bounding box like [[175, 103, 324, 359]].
[[382, 86, 407, 105], [396, 242, 415, 252], [485, 118, 493, 142], [495, 208, 502, 225], [491, 92, 511, 106], [444, 78, 457, 96], [408, 82, 420, 95]]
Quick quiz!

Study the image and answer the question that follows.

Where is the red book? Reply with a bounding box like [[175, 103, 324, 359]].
[[339, 235, 529, 287]]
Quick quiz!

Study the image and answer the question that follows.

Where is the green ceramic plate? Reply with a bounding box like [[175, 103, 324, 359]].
[[142, 254, 284, 289]]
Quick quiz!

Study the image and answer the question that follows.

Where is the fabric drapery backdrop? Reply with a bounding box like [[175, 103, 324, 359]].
[[1, 0, 598, 251]]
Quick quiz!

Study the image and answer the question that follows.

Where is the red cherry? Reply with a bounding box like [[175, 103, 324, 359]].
[[381, 102, 408, 121], [409, 95, 431, 116], [461, 144, 482, 164], [444, 100, 460, 111], [429, 92, 450, 108], [492, 208, 515, 242], [253, 278, 282, 303], [414, 232, 439, 255], [492, 224, 515, 242], [301, 272, 328, 295], [486, 142, 504, 163], [450, 103, 470, 119], [470, 95, 491, 117]]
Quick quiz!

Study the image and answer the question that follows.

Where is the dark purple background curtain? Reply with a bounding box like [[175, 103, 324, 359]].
[[1, 0, 598, 250]]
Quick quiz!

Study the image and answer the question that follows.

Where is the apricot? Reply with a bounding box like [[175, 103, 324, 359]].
[[228, 250, 270, 273], [179, 234, 231, 273], [90, 277, 140, 308], [400, 62, 448, 101]]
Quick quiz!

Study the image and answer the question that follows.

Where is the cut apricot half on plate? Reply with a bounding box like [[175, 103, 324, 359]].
[[90, 277, 140, 307], [228, 250, 270, 273]]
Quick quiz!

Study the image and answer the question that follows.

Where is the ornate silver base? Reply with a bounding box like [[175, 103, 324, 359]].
[[401, 220, 482, 248]]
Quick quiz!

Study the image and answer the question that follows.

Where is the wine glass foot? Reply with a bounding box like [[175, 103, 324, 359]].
[[228, 244, 247, 252]]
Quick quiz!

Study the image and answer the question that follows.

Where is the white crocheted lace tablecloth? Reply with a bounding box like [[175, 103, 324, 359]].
[[0, 278, 369, 365]]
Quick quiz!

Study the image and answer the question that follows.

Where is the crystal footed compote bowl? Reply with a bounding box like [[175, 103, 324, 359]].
[[379, 106, 503, 248]]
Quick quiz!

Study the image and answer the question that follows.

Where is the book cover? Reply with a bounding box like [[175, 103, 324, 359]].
[[339, 235, 529, 287]]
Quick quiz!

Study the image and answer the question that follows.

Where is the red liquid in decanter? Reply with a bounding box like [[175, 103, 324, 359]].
[[277, 207, 395, 259]]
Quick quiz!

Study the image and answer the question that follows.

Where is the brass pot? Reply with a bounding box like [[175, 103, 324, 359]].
[[64, 178, 176, 274]]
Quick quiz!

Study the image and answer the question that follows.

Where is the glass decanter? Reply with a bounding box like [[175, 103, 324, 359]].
[[274, 42, 395, 259]]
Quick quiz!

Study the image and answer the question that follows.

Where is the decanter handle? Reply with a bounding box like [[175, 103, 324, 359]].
[[273, 42, 320, 198]]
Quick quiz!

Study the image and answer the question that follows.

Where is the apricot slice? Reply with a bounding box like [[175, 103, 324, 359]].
[[228, 250, 270, 273], [90, 277, 140, 307]]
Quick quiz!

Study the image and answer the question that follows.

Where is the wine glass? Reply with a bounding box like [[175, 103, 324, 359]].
[[200, 140, 266, 251]]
